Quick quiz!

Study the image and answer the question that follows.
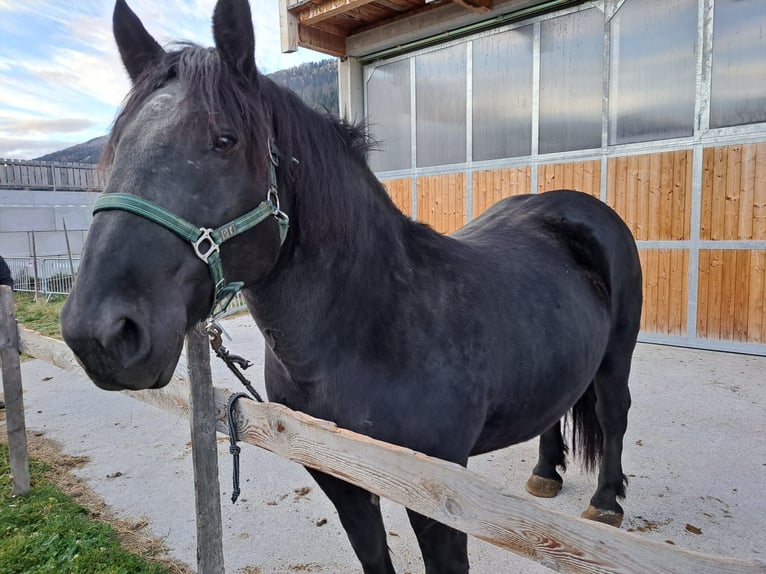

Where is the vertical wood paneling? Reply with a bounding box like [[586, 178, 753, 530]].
[[607, 150, 692, 240], [472, 167, 531, 218], [607, 157, 626, 226], [734, 249, 751, 342], [748, 251, 765, 343], [697, 250, 766, 343], [657, 249, 671, 335], [626, 156, 639, 239], [637, 249, 648, 330], [381, 178, 413, 217], [416, 174, 466, 234], [753, 142, 766, 239], [644, 249, 659, 332], [635, 155, 650, 240], [707, 250, 724, 339], [719, 250, 737, 340], [382, 142, 761, 348], [668, 249, 689, 336], [638, 249, 688, 336], [537, 160, 601, 197], [723, 146, 742, 240], [702, 143, 766, 240], [739, 144, 756, 239], [697, 249, 710, 339], [658, 153, 673, 243], [673, 150, 692, 242]]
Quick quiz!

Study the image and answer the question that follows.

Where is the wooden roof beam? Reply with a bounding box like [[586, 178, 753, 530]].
[[300, 0, 379, 26], [450, 0, 492, 13], [279, 0, 299, 52], [299, 24, 347, 57]]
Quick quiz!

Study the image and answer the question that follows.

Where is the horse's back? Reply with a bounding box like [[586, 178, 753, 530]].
[[454, 189, 642, 320]]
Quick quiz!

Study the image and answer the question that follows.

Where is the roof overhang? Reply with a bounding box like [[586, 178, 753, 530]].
[[279, 0, 586, 59]]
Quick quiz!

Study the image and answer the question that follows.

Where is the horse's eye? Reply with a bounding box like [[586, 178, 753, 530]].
[[212, 135, 237, 153]]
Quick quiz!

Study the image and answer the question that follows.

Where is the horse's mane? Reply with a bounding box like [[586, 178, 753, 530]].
[[102, 43, 403, 245], [103, 43, 375, 170]]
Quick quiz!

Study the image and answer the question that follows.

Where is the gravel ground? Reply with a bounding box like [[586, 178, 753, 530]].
[[15, 314, 766, 573]]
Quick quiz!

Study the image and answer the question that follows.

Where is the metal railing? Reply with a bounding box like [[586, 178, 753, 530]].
[[0, 158, 108, 191], [6, 255, 247, 313], [6, 256, 80, 300]]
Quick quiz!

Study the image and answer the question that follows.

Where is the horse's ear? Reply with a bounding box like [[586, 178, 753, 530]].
[[113, 0, 164, 83], [212, 0, 257, 78]]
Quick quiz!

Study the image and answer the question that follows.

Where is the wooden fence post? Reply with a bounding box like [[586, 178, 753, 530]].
[[17, 327, 766, 574], [186, 325, 226, 574], [0, 286, 30, 496]]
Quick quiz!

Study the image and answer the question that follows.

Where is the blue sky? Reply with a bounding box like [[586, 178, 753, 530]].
[[0, 0, 328, 159]]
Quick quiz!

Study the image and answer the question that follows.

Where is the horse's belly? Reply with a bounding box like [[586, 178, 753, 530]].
[[469, 340, 606, 456]]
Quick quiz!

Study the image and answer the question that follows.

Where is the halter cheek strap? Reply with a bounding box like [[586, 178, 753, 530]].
[[91, 144, 290, 318]]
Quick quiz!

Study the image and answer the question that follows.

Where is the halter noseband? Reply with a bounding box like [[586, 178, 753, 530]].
[[92, 141, 290, 318]]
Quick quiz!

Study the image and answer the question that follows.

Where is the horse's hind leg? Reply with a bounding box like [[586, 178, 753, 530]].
[[525, 421, 567, 498], [581, 355, 632, 527], [306, 469, 395, 574], [406, 510, 468, 574]]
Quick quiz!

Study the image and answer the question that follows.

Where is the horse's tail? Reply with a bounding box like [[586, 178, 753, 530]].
[[571, 382, 603, 473]]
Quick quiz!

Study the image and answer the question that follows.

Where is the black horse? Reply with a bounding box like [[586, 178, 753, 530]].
[[61, 1, 642, 572]]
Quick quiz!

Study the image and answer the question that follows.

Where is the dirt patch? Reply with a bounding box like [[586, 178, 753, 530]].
[[626, 515, 673, 533], [0, 413, 192, 574], [288, 564, 322, 572]]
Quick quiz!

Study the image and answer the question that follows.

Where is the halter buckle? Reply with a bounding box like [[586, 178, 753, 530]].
[[193, 228, 219, 263]]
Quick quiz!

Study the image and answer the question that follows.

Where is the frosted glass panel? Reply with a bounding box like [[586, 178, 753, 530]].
[[711, 0, 766, 128], [540, 9, 604, 153], [416, 45, 467, 167], [367, 60, 412, 171], [608, 0, 697, 144], [473, 26, 533, 160]]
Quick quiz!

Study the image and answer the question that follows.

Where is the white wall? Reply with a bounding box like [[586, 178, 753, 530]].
[[0, 190, 99, 257]]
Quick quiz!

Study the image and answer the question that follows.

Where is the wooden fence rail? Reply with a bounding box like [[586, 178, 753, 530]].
[[0, 158, 107, 191], [16, 325, 766, 574]]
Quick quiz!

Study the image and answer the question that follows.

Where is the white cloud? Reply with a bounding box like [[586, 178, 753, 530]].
[[0, 0, 330, 159]]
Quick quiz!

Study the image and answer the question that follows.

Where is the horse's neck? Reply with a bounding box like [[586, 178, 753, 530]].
[[244, 166, 410, 377]]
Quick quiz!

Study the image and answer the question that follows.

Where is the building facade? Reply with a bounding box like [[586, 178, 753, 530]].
[[283, 0, 766, 354]]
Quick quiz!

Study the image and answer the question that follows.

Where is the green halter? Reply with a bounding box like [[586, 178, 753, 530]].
[[92, 145, 289, 318]]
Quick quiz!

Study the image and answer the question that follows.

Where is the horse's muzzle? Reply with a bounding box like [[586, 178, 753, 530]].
[[61, 301, 175, 391]]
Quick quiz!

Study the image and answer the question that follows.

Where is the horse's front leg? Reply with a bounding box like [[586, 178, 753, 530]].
[[406, 510, 469, 574], [306, 468, 396, 574]]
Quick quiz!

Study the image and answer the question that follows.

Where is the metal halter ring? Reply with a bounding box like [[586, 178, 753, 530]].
[[193, 228, 219, 263], [267, 187, 280, 213]]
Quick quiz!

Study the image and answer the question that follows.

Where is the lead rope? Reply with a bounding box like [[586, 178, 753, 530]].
[[201, 139, 297, 503], [205, 321, 263, 503], [226, 392, 252, 503]]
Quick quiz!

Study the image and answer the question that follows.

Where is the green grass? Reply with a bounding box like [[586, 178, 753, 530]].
[[12, 293, 66, 339], [6, 293, 180, 573], [0, 443, 172, 574]]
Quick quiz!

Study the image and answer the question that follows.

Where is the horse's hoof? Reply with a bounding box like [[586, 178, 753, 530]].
[[581, 505, 623, 527], [525, 475, 562, 498]]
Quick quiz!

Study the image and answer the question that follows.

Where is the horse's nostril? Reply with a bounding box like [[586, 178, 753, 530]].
[[115, 317, 141, 366], [98, 315, 147, 369]]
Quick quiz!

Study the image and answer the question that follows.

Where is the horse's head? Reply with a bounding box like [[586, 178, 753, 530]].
[[61, 0, 285, 390]]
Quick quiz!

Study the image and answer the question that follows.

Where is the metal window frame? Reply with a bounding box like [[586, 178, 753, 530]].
[[362, 0, 766, 355]]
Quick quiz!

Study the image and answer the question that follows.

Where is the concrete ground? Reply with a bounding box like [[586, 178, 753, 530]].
[[14, 314, 766, 573]]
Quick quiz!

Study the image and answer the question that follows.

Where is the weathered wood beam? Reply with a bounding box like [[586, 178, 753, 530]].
[[0, 286, 30, 496], [300, 0, 379, 26], [308, 19, 349, 39], [185, 327, 225, 574], [298, 24, 347, 57], [279, 0, 299, 53], [450, 0, 492, 13], [17, 326, 766, 574]]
